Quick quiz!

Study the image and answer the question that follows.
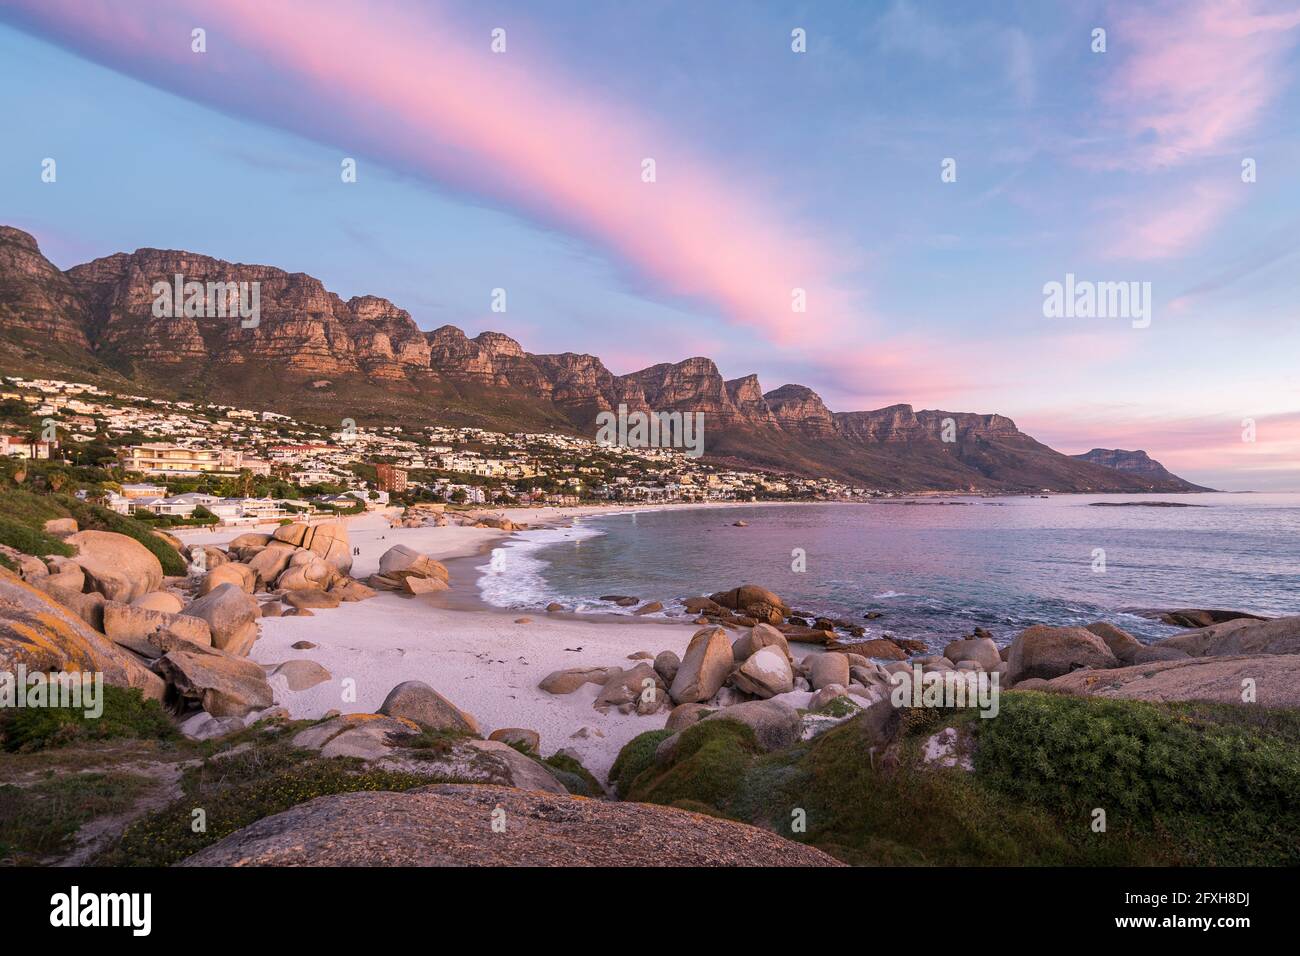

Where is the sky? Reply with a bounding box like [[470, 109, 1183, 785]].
[[1, 0, 1298, 490]]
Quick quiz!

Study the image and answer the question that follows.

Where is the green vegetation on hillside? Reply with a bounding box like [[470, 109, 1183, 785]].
[[611, 691, 1300, 866], [0, 686, 179, 754]]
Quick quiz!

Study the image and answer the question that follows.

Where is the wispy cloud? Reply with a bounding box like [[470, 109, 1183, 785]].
[[2, 0, 861, 349], [1096, 0, 1300, 169]]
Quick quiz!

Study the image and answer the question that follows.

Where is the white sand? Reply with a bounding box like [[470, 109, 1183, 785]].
[[176, 505, 772, 782]]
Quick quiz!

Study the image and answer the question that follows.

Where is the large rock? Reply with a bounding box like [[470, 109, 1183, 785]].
[[272, 522, 352, 574], [247, 546, 295, 588], [843, 638, 908, 661], [539, 666, 619, 695], [131, 591, 185, 614], [1085, 621, 1144, 663], [32, 577, 105, 632], [669, 626, 734, 704], [701, 699, 802, 752], [155, 643, 274, 717], [276, 553, 334, 592], [593, 663, 669, 715], [732, 647, 794, 698], [1044, 654, 1300, 706], [179, 785, 842, 866], [709, 584, 787, 613], [265, 659, 332, 691], [1153, 615, 1300, 658], [198, 563, 256, 596], [1006, 625, 1118, 683], [943, 636, 1002, 671], [653, 650, 680, 685], [225, 532, 272, 561], [378, 680, 480, 734], [65, 530, 162, 604], [809, 652, 851, 690], [43, 517, 78, 537], [181, 583, 260, 657], [732, 622, 791, 661], [369, 545, 449, 593], [0, 568, 164, 701], [103, 600, 213, 657]]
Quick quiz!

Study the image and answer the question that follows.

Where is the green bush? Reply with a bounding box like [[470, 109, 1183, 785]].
[[0, 515, 75, 559], [0, 685, 179, 753], [542, 752, 603, 797], [625, 719, 760, 808], [608, 728, 674, 794]]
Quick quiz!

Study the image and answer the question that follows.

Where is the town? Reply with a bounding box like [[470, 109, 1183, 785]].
[[0, 376, 877, 526]]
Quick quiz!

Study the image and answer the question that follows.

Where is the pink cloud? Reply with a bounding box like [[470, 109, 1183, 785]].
[[4, 0, 860, 350], [1101, 177, 1242, 260], [1101, 0, 1300, 169]]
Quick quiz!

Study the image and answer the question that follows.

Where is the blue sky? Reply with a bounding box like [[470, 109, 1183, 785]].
[[2, 0, 1299, 489]]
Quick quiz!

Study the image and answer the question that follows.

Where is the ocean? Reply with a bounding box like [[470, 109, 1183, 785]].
[[475, 493, 1300, 651]]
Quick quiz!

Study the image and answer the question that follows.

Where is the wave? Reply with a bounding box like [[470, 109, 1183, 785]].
[[474, 522, 605, 610]]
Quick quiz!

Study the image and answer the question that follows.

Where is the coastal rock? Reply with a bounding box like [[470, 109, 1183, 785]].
[[102, 600, 213, 656], [283, 588, 340, 610], [539, 666, 619, 695], [1044, 654, 1300, 706], [131, 590, 185, 614], [943, 636, 1001, 671], [65, 530, 163, 604], [488, 728, 541, 753], [1085, 622, 1144, 663], [1151, 609, 1267, 629], [632, 601, 664, 616], [156, 643, 275, 718], [700, 699, 802, 752], [838, 638, 906, 660], [272, 522, 352, 575], [1006, 625, 1118, 683], [247, 546, 295, 588], [43, 517, 78, 537], [199, 563, 256, 596], [1153, 615, 1300, 658], [266, 659, 332, 691], [329, 578, 377, 602], [369, 545, 449, 593], [732, 622, 792, 661], [809, 683, 851, 710], [0, 568, 164, 701], [1132, 645, 1191, 663], [809, 652, 851, 690], [594, 663, 669, 715], [182, 583, 260, 657], [653, 650, 681, 685], [276, 553, 335, 592], [178, 785, 843, 867], [668, 626, 734, 704], [665, 702, 712, 732], [732, 646, 795, 698], [378, 680, 480, 734]]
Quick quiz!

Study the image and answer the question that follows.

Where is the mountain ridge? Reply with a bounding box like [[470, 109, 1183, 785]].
[[0, 225, 1208, 493]]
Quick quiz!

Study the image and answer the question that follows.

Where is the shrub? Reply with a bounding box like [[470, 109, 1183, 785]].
[[608, 728, 674, 794], [624, 719, 759, 809], [0, 515, 75, 559], [0, 685, 179, 753], [542, 752, 603, 797]]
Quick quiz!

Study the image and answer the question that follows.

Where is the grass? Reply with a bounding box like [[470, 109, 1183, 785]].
[[0, 771, 152, 864], [0, 685, 180, 753], [541, 752, 603, 797], [97, 739, 446, 866], [609, 690, 1300, 866], [0, 514, 75, 560]]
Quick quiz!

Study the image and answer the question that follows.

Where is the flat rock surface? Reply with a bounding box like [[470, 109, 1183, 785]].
[[179, 784, 842, 867], [1045, 654, 1300, 706]]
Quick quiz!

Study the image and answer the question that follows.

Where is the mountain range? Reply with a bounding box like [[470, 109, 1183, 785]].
[[0, 225, 1210, 492]]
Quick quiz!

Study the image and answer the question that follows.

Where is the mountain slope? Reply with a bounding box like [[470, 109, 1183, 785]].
[[0, 226, 1206, 492]]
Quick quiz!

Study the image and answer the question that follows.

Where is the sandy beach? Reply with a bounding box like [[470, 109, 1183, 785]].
[[177, 503, 811, 779]]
